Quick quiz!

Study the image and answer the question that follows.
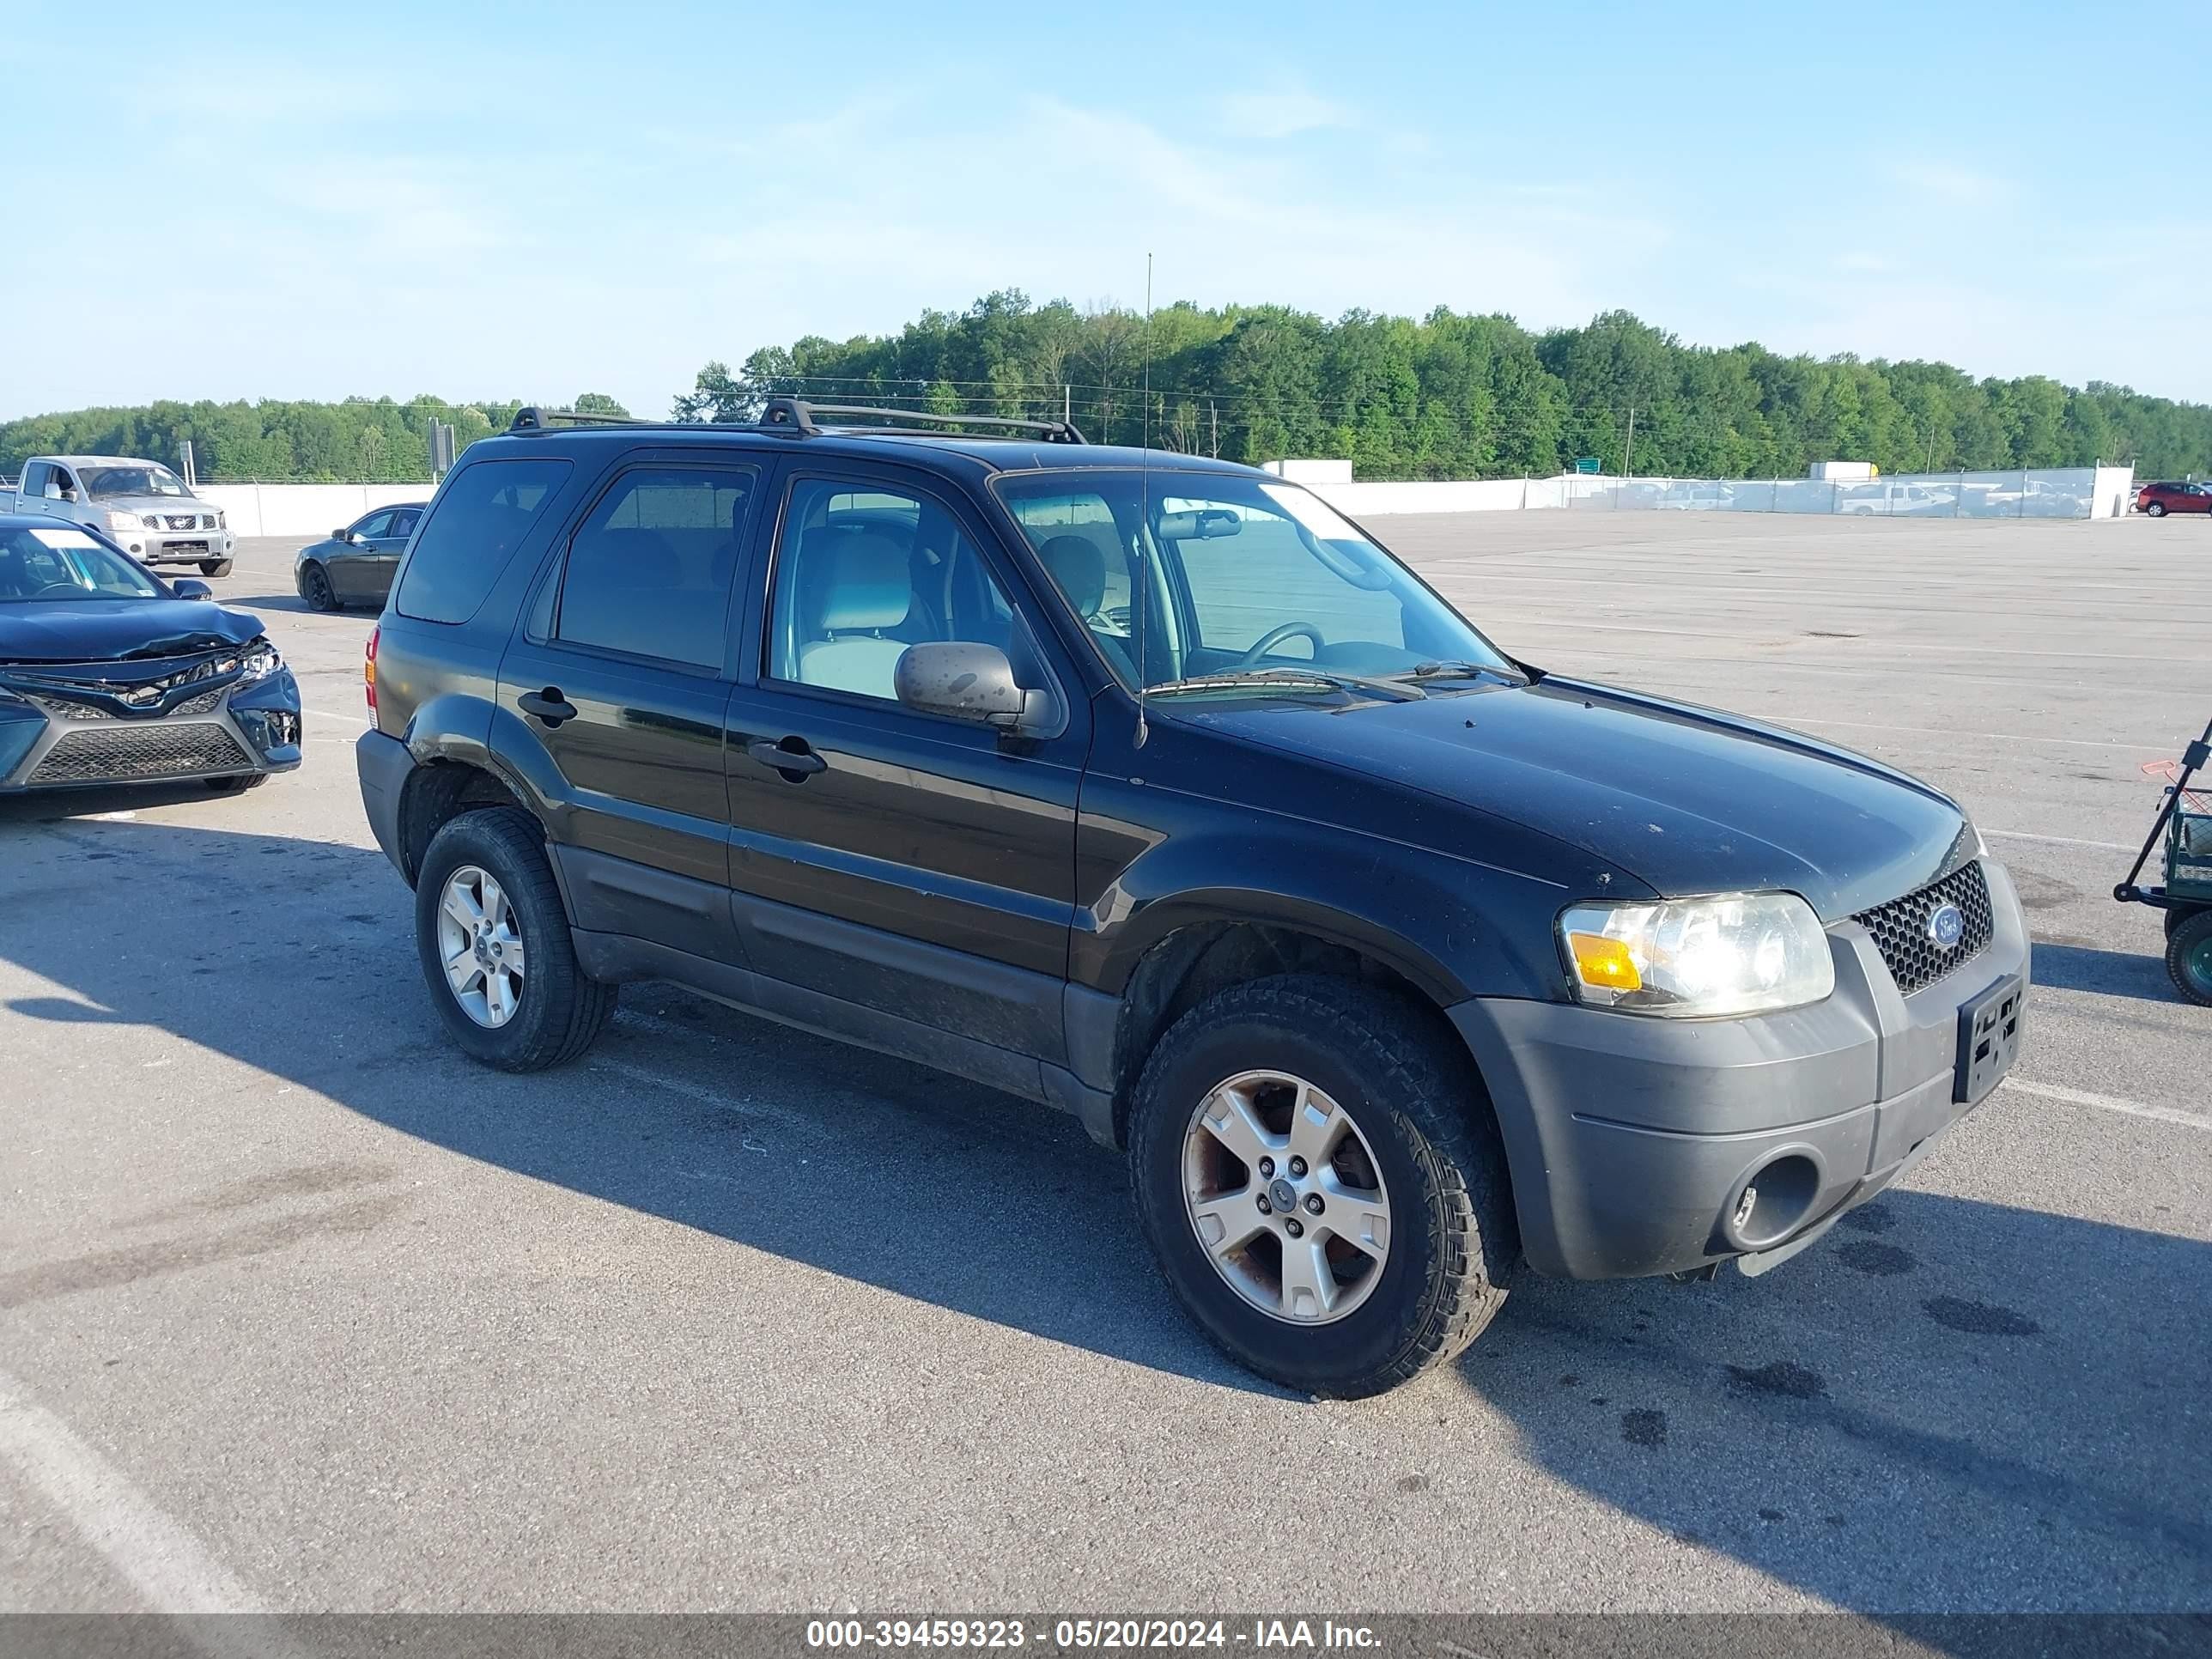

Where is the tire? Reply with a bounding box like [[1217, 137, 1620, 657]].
[[2147, 502, 2167, 518], [2167, 909, 2212, 1007], [300, 562, 338, 612], [414, 805, 616, 1069], [204, 773, 268, 793], [1127, 975, 1516, 1397], [2166, 905, 2203, 942], [200, 560, 231, 577]]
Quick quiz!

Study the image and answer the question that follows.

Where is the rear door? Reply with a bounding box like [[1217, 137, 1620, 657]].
[[497, 459, 765, 965], [720, 460, 1087, 1073]]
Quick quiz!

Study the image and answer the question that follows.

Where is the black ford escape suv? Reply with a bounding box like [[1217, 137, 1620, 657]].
[[356, 401, 2027, 1396]]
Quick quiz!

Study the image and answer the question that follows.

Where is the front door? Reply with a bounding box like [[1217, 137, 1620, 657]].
[[331, 510, 395, 602], [497, 459, 764, 964], [366, 507, 421, 603], [721, 462, 1087, 1068]]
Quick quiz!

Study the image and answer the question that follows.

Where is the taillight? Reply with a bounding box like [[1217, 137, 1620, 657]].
[[364, 625, 379, 714]]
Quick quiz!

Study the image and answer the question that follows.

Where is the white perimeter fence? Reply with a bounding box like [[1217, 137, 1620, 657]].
[[1313, 465, 2136, 519], [198, 466, 2136, 537]]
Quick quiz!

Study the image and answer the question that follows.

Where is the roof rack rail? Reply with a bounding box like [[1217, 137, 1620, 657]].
[[757, 397, 1086, 444]]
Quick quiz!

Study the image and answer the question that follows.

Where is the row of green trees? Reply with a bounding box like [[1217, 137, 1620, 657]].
[[0, 394, 627, 484], [681, 293, 2211, 481], [9, 295, 2208, 483]]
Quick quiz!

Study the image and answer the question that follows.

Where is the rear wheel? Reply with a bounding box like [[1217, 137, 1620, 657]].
[[2168, 910, 2212, 1007], [1127, 975, 1515, 1397], [300, 562, 337, 611], [2146, 501, 2168, 518], [415, 806, 616, 1069]]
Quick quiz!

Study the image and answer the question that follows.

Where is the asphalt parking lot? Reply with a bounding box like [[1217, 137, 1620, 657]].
[[2, 512, 2208, 1621]]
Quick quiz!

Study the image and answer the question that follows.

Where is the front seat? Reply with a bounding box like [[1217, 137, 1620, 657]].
[[797, 532, 913, 699], [1036, 534, 1137, 683]]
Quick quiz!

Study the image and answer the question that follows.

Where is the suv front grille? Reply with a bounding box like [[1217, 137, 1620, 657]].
[[28, 723, 250, 785], [1852, 861, 1994, 998], [160, 514, 214, 531]]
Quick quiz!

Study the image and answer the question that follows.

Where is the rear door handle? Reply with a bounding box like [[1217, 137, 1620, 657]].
[[746, 736, 827, 776], [517, 688, 577, 727]]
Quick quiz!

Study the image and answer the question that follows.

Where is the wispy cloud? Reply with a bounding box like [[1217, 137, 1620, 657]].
[[1218, 84, 1356, 140], [1892, 161, 2012, 203]]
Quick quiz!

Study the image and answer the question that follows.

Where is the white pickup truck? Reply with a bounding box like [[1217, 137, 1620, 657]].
[[3, 454, 235, 575]]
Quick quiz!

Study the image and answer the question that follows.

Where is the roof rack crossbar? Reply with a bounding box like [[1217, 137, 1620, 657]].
[[757, 397, 1086, 444]]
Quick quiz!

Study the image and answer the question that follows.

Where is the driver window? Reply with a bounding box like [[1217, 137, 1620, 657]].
[[46, 468, 72, 501], [353, 511, 396, 540], [768, 477, 1017, 702]]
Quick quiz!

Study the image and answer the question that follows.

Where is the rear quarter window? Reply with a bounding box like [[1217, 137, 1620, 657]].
[[394, 459, 572, 624]]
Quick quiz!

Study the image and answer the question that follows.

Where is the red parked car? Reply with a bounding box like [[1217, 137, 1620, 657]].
[[2137, 481, 2212, 516]]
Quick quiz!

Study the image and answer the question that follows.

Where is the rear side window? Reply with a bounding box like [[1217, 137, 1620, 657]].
[[395, 459, 571, 624], [551, 465, 759, 669]]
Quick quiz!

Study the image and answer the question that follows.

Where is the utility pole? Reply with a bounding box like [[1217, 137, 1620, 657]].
[[1210, 398, 1218, 458], [1623, 404, 1637, 479], [1064, 384, 1071, 425]]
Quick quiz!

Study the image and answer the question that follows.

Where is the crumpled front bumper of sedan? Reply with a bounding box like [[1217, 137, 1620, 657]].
[[0, 666, 301, 792]]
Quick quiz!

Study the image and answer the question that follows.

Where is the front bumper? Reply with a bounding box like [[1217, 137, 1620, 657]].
[[1449, 860, 2031, 1280], [115, 526, 235, 568], [0, 669, 301, 792]]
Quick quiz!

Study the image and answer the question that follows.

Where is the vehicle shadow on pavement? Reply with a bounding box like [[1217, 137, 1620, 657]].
[[3, 816, 2208, 1618], [1450, 1189, 2212, 1617], [2027, 939, 2185, 1002], [0, 813, 1273, 1398]]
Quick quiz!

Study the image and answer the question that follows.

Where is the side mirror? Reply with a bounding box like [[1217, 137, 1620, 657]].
[[170, 579, 213, 600], [58, 487, 78, 503], [332, 526, 352, 542], [895, 641, 1051, 732]]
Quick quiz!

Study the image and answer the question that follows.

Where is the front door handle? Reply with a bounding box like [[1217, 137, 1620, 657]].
[[517, 688, 577, 727], [746, 736, 827, 777]]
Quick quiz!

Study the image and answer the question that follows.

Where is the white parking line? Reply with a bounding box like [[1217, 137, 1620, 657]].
[[2002, 1078, 2209, 1131], [1983, 829, 2135, 852], [305, 708, 370, 726], [0, 1364, 297, 1643]]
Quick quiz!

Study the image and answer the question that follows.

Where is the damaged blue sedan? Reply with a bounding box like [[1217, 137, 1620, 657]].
[[0, 514, 301, 793]]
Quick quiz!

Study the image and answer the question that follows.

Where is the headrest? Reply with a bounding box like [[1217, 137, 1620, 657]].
[[1038, 534, 1106, 617], [805, 532, 910, 632]]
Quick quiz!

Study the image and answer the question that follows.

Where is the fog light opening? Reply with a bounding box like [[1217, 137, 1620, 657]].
[[1728, 1152, 1820, 1250]]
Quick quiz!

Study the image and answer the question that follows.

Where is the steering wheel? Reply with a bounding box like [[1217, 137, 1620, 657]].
[[29, 582, 84, 598], [1235, 621, 1325, 670]]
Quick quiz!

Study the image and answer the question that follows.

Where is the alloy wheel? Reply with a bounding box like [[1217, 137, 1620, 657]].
[[436, 864, 526, 1027], [1182, 1069, 1392, 1324]]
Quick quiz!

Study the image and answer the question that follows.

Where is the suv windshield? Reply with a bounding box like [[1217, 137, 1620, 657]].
[[78, 465, 191, 500], [994, 471, 1512, 691], [0, 525, 164, 600]]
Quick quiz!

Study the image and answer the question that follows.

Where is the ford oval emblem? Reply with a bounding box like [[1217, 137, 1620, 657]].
[[1927, 902, 1965, 951]]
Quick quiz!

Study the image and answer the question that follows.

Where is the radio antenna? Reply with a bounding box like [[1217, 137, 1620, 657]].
[[1134, 252, 1153, 750]]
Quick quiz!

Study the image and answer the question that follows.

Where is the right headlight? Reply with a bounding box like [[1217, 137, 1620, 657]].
[[1559, 892, 1834, 1018]]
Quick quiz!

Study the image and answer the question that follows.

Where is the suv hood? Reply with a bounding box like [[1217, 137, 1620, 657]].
[[0, 600, 264, 665], [1194, 676, 1967, 920]]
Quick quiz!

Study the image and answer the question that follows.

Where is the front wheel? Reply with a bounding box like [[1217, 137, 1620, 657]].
[[300, 563, 337, 612], [1127, 975, 1516, 1397], [414, 806, 616, 1068], [2147, 501, 2168, 518], [2168, 910, 2212, 1007]]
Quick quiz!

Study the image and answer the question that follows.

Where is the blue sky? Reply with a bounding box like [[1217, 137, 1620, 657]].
[[4, 0, 2205, 421]]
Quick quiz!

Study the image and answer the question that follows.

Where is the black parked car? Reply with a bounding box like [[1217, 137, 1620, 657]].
[[356, 403, 2028, 1396], [296, 502, 428, 611], [0, 514, 301, 793]]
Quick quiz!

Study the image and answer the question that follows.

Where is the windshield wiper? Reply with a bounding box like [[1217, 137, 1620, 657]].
[[1146, 668, 1425, 702], [1398, 659, 1516, 683]]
